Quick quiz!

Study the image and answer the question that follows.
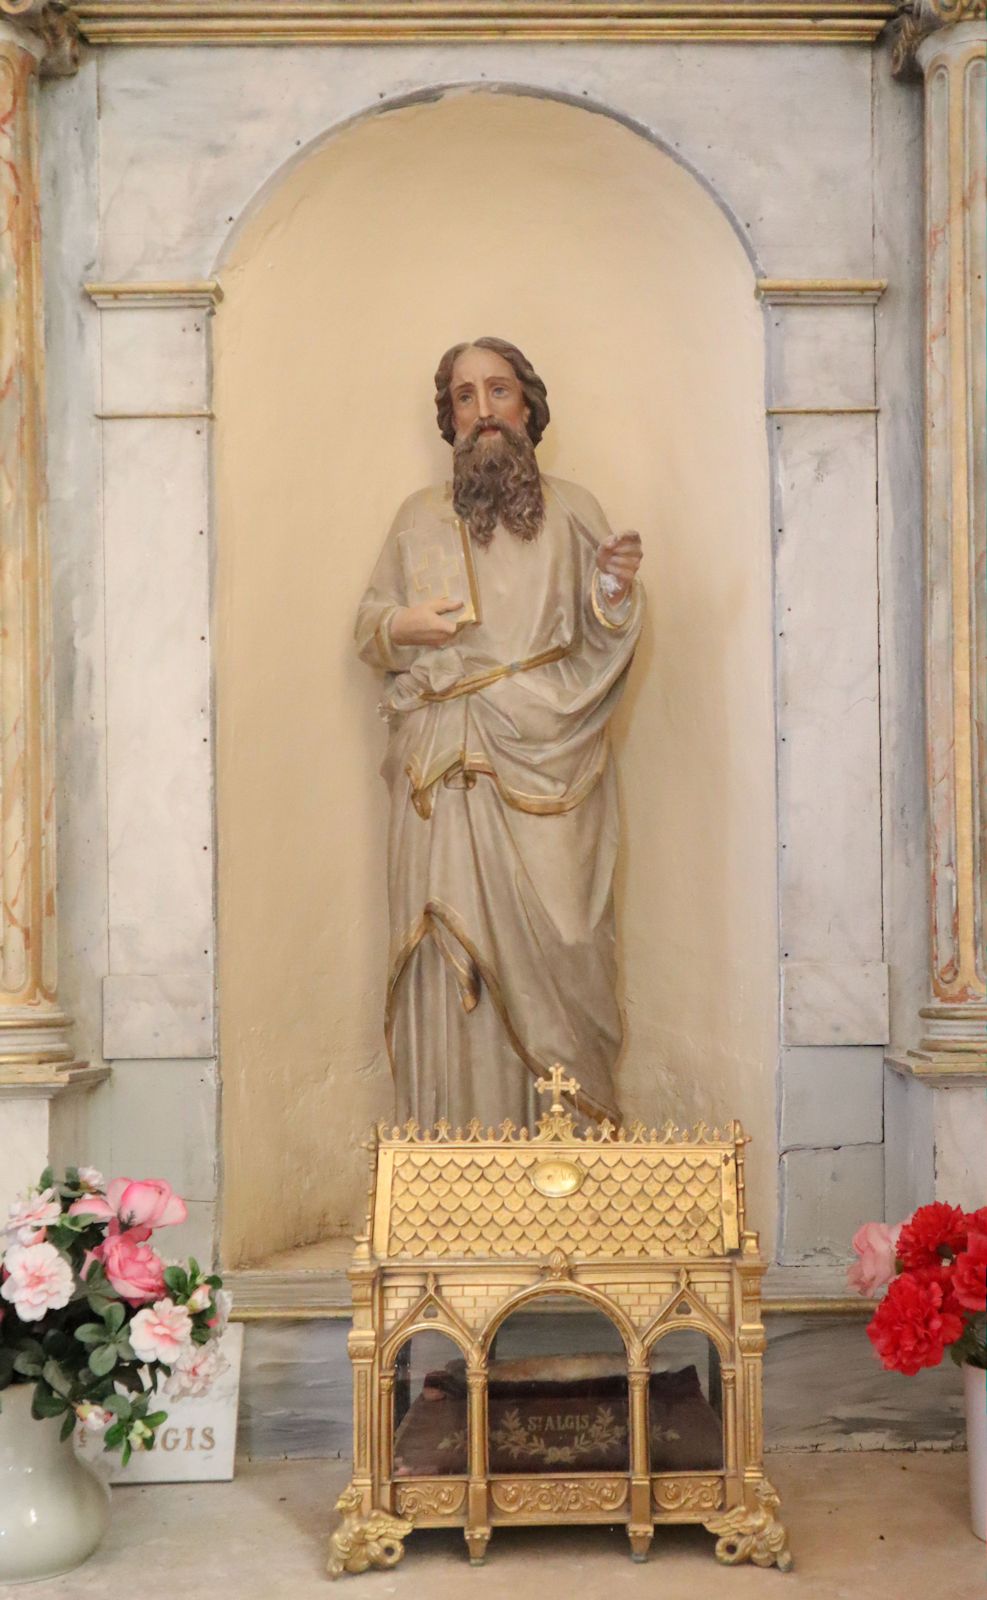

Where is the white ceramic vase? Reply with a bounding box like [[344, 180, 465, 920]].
[[0, 1382, 110, 1584], [965, 1362, 987, 1542]]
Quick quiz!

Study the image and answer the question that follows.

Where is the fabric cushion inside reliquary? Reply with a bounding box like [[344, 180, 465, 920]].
[[393, 1355, 723, 1476]]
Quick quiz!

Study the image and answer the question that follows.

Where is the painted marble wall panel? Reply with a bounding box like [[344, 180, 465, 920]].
[[766, 304, 878, 410], [774, 411, 882, 964], [94, 44, 873, 281], [100, 304, 211, 414], [41, 60, 107, 1071], [102, 417, 214, 974]]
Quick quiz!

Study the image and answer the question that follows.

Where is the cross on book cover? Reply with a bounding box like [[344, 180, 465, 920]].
[[397, 517, 481, 630]]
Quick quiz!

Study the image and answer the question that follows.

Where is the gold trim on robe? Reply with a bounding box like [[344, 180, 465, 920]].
[[384, 900, 617, 1126]]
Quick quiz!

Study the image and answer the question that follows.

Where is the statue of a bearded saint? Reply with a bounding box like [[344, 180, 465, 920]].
[[356, 338, 644, 1129]]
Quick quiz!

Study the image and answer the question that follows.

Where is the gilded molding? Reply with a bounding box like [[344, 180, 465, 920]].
[[84, 280, 224, 311], [72, 0, 896, 46], [756, 278, 887, 304]]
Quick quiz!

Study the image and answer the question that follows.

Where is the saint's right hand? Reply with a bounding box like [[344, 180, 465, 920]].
[[390, 599, 463, 649]]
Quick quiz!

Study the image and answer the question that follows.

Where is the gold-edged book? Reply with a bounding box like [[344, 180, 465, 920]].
[[397, 517, 481, 631]]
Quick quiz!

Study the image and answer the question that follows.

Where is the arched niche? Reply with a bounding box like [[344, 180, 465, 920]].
[[214, 86, 778, 1267]]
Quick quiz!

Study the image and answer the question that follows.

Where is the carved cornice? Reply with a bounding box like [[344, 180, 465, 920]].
[[0, 1, 81, 74], [70, 1, 896, 46], [889, 0, 986, 76]]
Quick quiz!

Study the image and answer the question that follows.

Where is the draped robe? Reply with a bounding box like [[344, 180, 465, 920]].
[[355, 474, 643, 1128]]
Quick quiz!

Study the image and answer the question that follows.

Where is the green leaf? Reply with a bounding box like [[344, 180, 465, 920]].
[[86, 1293, 115, 1317], [31, 1384, 68, 1419], [103, 1420, 126, 1449], [102, 1302, 125, 1336], [121, 1440, 132, 1468], [102, 1394, 133, 1420], [144, 1410, 168, 1428], [87, 1344, 118, 1378], [41, 1329, 75, 1361], [189, 1257, 201, 1279], [116, 1338, 135, 1363], [0, 1349, 15, 1386], [74, 1323, 106, 1347], [163, 1266, 188, 1296], [59, 1411, 76, 1442], [42, 1359, 72, 1399], [12, 1351, 43, 1379], [38, 1166, 54, 1192]]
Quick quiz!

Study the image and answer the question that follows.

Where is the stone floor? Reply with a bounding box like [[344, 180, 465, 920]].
[[19, 1452, 986, 1599]]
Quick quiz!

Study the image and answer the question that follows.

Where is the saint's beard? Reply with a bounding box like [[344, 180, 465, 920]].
[[452, 418, 545, 547]]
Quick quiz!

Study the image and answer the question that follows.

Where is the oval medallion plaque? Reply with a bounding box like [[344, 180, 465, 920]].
[[531, 1159, 585, 1198]]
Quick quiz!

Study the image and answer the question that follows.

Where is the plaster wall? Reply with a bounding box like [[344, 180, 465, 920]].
[[35, 38, 923, 1274]]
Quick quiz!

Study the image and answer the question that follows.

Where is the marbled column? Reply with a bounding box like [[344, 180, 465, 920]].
[[0, 16, 71, 1064], [908, 6, 987, 1068]]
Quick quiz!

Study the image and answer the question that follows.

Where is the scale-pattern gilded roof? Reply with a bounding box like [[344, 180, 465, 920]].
[[370, 1090, 746, 1262]]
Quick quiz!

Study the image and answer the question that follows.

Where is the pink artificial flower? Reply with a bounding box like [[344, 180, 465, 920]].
[[186, 1283, 212, 1314], [90, 1232, 167, 1306], [128, 1297, 193, 1366], [6, 1187, 62, 1246], [75, 1402, 113, 1434], [68, 1177, 187, 1241], [164, 1339, 228, 1399], [847, 1221, 903, 1297], [0, 1241, 74, 1321], [77, 1167, 105, 1193]]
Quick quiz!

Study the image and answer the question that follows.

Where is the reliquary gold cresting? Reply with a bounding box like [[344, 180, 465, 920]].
[[328, 1068, 791, 1577]]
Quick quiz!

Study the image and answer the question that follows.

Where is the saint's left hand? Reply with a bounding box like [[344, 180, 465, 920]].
[[596, 531, 643, 603]]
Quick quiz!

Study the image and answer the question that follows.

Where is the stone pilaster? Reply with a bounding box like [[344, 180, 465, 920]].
[[0, 12, 75, 1067], [895, 2, 987, 1074]]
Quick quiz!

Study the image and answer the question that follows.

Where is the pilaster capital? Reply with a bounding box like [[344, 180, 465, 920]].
[[889, 0, 986, 77], [0, 1, 80, 77]]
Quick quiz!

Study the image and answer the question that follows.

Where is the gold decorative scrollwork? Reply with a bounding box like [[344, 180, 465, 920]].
[[492, 1478, 628, 1515], [394, 1481, 467, 1518], [652, 1475, 724, 1513]]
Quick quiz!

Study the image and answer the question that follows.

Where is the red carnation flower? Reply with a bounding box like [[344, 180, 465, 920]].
[[952, 1232, 987, 1313], [897, 1202, 968, 1269], [966, 1206, 987, 1236], [867, 1268, 965, 1375]]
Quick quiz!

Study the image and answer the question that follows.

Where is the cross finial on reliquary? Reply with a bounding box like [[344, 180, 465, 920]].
[[535, 1063, 579, 1112]]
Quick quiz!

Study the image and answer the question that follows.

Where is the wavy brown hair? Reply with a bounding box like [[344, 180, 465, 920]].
[[434, 337, 550, 447]]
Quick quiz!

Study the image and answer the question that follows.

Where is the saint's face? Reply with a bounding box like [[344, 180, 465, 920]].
[[449, 347, 530, 444]]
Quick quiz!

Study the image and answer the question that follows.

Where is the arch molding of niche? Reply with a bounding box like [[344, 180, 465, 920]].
[[212, 86, 779, 1281]]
